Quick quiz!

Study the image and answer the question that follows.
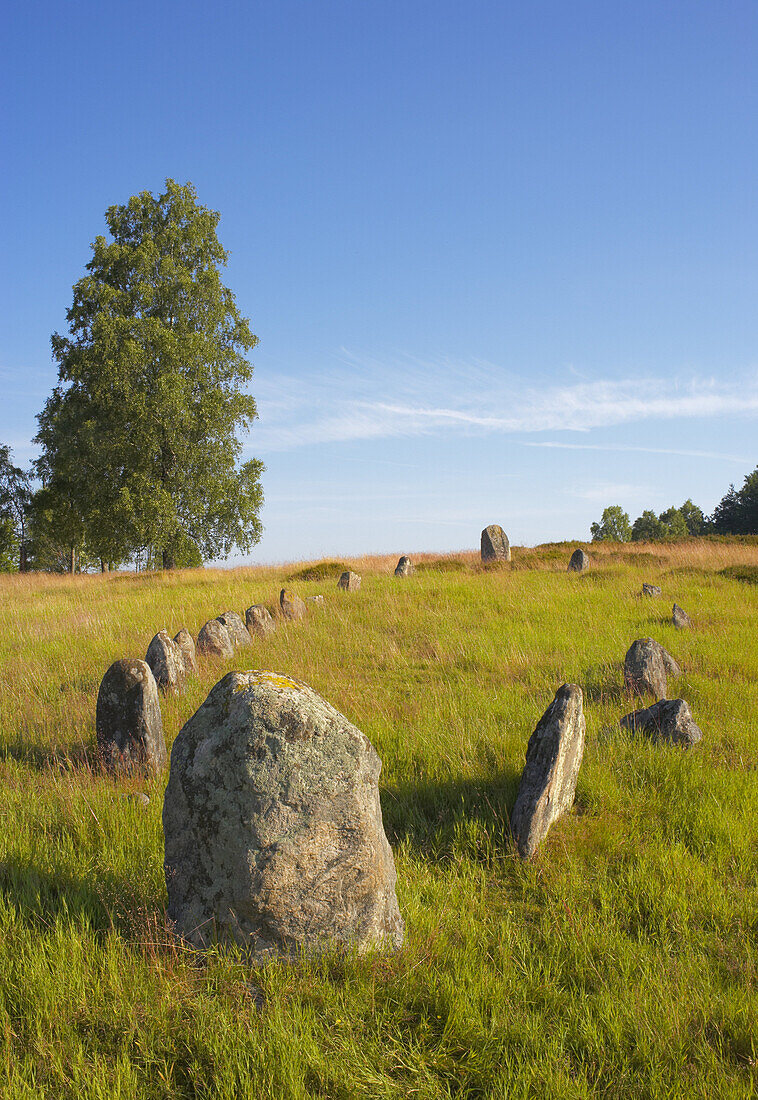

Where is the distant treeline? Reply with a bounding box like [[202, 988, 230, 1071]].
[[590, 465, 758, 543]]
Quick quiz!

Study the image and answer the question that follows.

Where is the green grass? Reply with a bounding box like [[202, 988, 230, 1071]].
[[0, 540, 757, 1098]]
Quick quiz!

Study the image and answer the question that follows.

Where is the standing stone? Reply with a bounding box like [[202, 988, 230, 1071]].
[[280, 588, 306, 620], [672, 603, 692, 629], [246, 605, 276, 637], [480, 524, 511, 562], [337, 571, 361, 592], [174, 628, 198, 675], [216, 611, 252, 648], [642, 583, 662, 597], [511, 684, 585, 859], [568, 549, 590, 573], [623, 638, 679, 700], [197, 619, 234, 659], [163, 671, 404, 959], [394, 555, 414, 577], [620, 699, 702, 747], [145, 630, 186, 694], [96, 660, 166, 775]]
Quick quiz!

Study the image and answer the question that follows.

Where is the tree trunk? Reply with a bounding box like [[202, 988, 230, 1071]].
[[100, 559, 110, 573], [69, 546, 77, 574], [162, 548, 175, 570]]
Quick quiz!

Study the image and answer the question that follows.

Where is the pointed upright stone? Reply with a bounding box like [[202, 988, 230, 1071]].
[[174, 628, 198, 675], [145, 630, 186, 694], [96, 659, 166, 775], [568, 549, 590, 572], [216, 611, 251, 648], [280, 588, 306, 620], [197, 619, 234, 659], [163, 671, 404, 959], [246, 605, 276, 637], [480, 524, 511, 562], [623, 638, 679, 700], [511, 684, 585, 859], [337, 571, 361, 592], [672, 603, 692, 629], [394, 555, 414, 577]]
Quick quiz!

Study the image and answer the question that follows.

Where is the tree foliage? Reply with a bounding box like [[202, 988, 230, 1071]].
[[35, 179, 263, 568], [711, 466, 758, 534], [590, 505, 632, 542], [0, 445, 32, 571]]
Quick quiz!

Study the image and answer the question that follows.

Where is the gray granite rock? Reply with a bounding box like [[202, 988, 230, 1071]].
[[623, 638, 679, 700], [163, 671, 404, 959], [511, 684, 585, 859], [145, 630, 186, 694], [394, 555, 414, 577], [480, 524, 511, 562], [620, 698, 702, 747], [305, 595, 324, 604], [337, 571, 361, 592], [216, 611, 252, 648], [174, 629, 198, 675], [568, 549, 590, 573], [672, 603, 692, 629], [280, 588, 306, 620], [96, 659, 166, 775], [642, 583, 662, 597], [246, 605, 276, 636], [197, 619, 234, 659]]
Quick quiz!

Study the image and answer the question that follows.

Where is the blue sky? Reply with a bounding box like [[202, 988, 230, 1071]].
[[2, 1, 757, 562]]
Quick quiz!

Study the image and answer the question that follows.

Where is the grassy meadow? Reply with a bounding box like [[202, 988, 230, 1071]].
[[0, 539, 757, 1098]]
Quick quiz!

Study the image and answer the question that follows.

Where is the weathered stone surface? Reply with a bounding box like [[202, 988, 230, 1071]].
[[174, 629, 198, 675], [305, 595, 324, 604], [216, 611, 252, 648], [145, 630, 186, 694], [511, 684, 585, 859], [481, 524, 511, 562], [623, 638, 679, 699], [163, 671, 404, 959], [96, 660, 166, 775], [568, 549, 590, 573], [672, 603, 692, 629], [642, 583, 662, 597], [620, 698, 702, 747], [394, 555, 414, 577], [246, 605, 276, 637], [197, 619, 234, 659], [280, 588, 306, 620], [337, 571, 361, 592]]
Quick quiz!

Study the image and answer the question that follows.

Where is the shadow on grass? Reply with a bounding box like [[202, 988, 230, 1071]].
[[582, 664, 625, 706], [0, 737, 97, 774], [381, 771, 521, 864]]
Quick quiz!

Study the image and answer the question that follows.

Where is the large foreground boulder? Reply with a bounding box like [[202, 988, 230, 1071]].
[[511, 684, 585, 859], [337, 571, 361, 592], [197, 619, 234, 659], [394, 555, 414, 577], [174, 629, 198, 675], [163, 671, 404, 958], [216, 611, 252, 648], [568, 549, 590, 573], [96, 660, 166, 775], [280, 588, 306, 620], [145, 630, 186, 694], [620, 698, 702, 747], [246, 605, 276, 637], [623, 638, 679, 700], [481, 524, 510, 562]]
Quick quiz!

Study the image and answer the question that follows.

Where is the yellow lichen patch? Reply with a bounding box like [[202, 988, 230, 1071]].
[[234, 670, 305, 693]]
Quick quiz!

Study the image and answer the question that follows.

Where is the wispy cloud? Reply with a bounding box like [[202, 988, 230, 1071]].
[[247, 353, 758, 453], [523, 441, 749, 463]]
